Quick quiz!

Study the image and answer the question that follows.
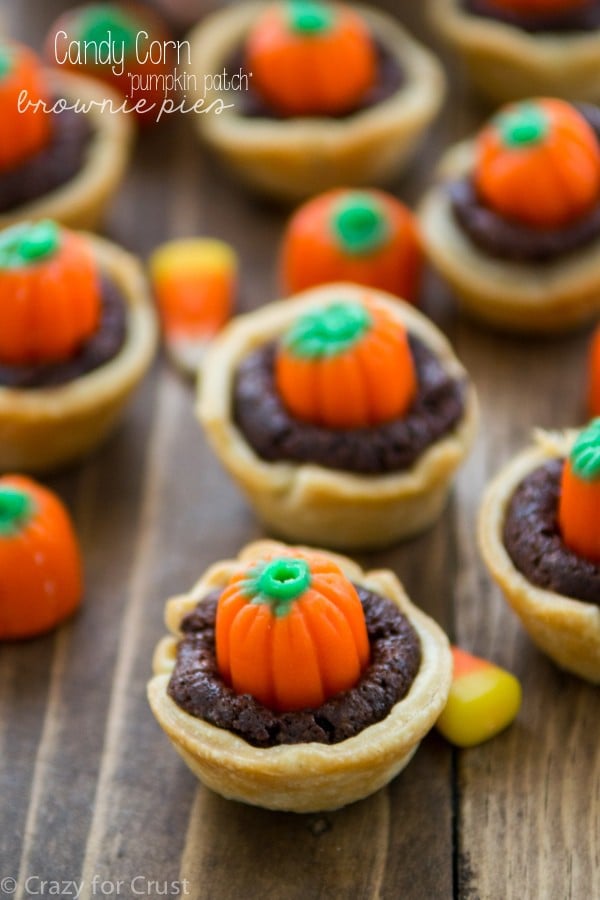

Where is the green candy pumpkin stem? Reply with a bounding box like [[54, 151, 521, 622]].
[[283, 300, 372, 358], [333, 195, 389, 255], [498, 103, 549, 148], [0, 46, 13, 79], [78, 5, 139, 56], [0, 486, 33, 537], [0, 220, 61, 269], [570, 417, 600, 481], [288, 0, 334, 34], [244, 557, 312, 616]]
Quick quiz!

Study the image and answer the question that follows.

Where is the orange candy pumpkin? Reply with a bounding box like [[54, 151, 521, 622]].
[[275, 298, 417, 428], [475, 99, 600, 228], [281, 189, 423, 303], [245, 1, 376, 117], [588, 327, 600, 418], [0, 475, 83, 640], [0, 42, 51, 171], [0, 220, 101, 366], [558, 419, 600, 563], [216, 550, 370, 711]]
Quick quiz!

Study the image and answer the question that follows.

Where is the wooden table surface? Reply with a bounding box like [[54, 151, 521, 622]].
[[2, 2, 598, 898]]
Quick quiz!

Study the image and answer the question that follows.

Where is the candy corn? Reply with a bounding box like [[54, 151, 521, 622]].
[[150, 238, 237, 376], [436, 647, 522, 748], [589, 326, 600, 418]]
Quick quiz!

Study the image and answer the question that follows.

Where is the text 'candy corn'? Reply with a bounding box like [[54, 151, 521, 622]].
[[436, 647, 522, 748], [150, 238, 237, 376]]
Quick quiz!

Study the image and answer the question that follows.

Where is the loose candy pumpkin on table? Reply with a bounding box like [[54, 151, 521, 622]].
[[0, 476, 83, 640], [216, 550, 370, 711], [281, 189, 423, 302], [245, 0, 377, 117], [275, 298, 417, 429], [475, 99, 600, 228]]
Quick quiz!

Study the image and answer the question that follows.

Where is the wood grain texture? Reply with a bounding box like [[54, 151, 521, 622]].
[[0, 1, 598, 899]]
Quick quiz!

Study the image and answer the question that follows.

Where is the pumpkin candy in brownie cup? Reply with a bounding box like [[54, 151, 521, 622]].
[[148, 540, 452, 811], [420, 98, 600, 332], [0, 220, 157, 473], [198, 284, 478, 550], [479, 421, 600, 683], [430, 0, 600, 103], [280, 188, 423, 303], [186, 0, 445, 201], [0, 40, 132, 230]]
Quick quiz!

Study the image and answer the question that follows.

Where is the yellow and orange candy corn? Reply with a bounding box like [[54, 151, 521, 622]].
[[436, 647, 522, 748], [150, 238, 237, 375]]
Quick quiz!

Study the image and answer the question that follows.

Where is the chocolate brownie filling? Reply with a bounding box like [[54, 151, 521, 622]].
[[0, 274, 127, 389], [503, 459, 600, 604], [168, 585, 422, 747], [465, 0, 600, 32], [0, 106, 93, 213], [449, 105, 600, 262], [233, 334, 466, 475], [226, 36, 404, 120]]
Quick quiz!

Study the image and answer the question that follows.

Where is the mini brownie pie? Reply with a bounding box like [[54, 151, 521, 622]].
[[479, 423, 600, 683], [419, 99, 600, 333], [45, 3, 176, 126], [589, 325, 600, 416], [0, 40, 133, 231], [148, 540, 452, 812], [280, 188, 423, 303], [187, 1, 445, 201], [430, 0, 600, 103], [197, 284, 478, 550], [0, 219, 157, 473]]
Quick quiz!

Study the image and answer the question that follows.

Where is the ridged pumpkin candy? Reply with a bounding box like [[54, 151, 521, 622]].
[[0, 475, 83, 639], [589, 327, 600, 418], [0, 220, 101, 365], [244, 0, 376, 117], [275, 298, 417, 428], [0, 42, 51, 171], [281, 189, 423, 302], [216, 550, 370, 711], [558, 419, 600, 563], [475, 99, 600, 228]]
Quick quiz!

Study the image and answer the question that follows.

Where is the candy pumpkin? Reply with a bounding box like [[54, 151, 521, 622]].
[[245, 0, 376, 117], [588, 327, 600, 418], [558, 419, 600, 563], [281, 189, 423, 302], [0, 220, 101, 366], [46, 2, 175, 124], [275, 298, 417, 428], [0, 475, 83, 640], [486, 0, 589, 13], [0, 42, 51, 172], [216, 551, 370, 711], [475, 99, 600, 228]]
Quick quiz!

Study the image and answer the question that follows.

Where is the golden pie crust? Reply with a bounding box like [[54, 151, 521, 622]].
[[429, 0, 600, 104], [0, 70, 134, 232], [187, 2, 446, 202], [419, 140, 600, 333], [197, 283, 478, 551], [0, 233, 158, 474], [479, 429, 600, 684], [148, 539, 453, 812]]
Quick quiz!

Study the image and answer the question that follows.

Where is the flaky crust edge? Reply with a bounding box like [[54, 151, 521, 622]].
[[147, 539, 452, 812]]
